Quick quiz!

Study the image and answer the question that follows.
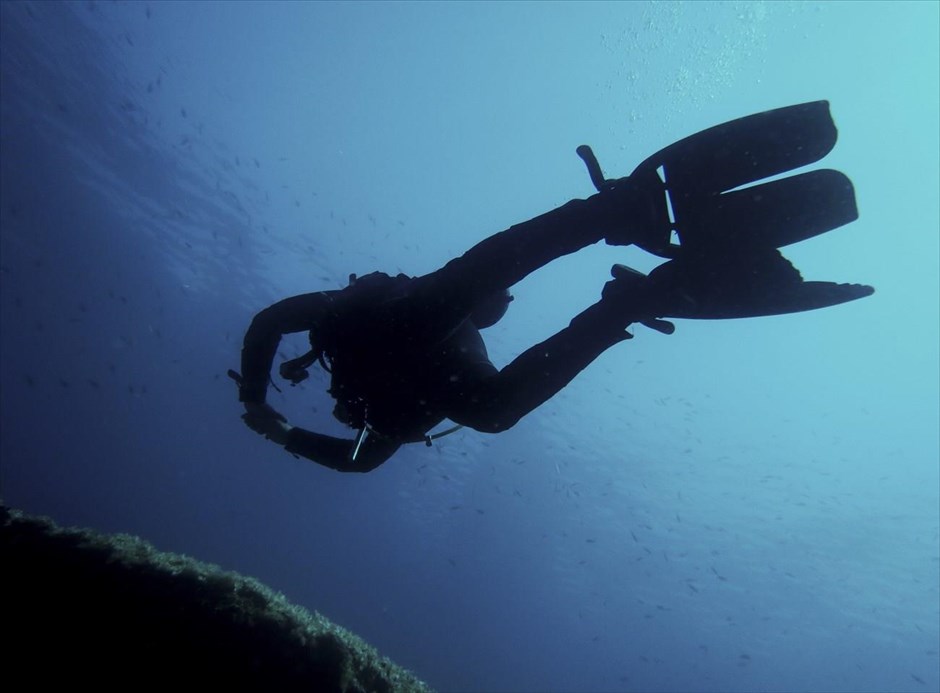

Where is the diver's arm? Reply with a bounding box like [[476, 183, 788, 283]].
[[242, 403, 396, 471], [239, 292, 334, 404], [284, 427, 401, 473]]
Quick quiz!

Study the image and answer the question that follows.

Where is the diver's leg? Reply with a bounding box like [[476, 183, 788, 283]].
[[398, 191, 646, 341], [444, 290, 640, 433]]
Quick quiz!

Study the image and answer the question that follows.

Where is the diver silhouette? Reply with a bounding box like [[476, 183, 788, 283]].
[[232, 102, 873, 472]]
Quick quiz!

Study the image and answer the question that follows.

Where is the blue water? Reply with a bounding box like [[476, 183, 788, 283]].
[[1, 2, 937, 691]]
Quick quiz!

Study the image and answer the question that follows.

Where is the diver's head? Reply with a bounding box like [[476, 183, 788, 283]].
[[470, 288, 514, 329]]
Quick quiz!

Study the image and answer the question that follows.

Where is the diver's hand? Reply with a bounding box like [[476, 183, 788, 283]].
[[242, 402, 294, 446]]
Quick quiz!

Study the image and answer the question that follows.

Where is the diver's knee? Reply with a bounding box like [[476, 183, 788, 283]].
[[455, 410, 520, 434]]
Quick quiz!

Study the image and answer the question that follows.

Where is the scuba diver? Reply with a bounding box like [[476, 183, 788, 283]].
[[231, 101, 874, 473]]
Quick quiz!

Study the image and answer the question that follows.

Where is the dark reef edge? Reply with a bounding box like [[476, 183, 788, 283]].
[[1, 504, 432, 692]]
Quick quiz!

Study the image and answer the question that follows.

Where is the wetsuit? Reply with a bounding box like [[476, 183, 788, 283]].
[[239, 193, 636, 472]]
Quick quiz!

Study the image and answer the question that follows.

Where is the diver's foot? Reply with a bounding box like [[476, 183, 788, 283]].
[[602, 263, 647, 298], [594, 173, 671, 251], [600, 264, 675, 334]]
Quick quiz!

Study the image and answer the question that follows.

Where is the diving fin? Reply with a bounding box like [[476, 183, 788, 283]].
[[633, 100, 838, 198], [640, 250, 875, 320], [680, 169, 858, 252], [580, 101, 856, 258]]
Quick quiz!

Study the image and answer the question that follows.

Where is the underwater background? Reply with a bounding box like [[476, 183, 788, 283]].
[[1, 2, 937, 691]]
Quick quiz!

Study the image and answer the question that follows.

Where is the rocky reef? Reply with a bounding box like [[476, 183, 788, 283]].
[[1, 505, 431, 692]]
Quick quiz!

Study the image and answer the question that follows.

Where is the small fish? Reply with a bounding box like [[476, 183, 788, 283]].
[[711, 566, 728, 582]]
